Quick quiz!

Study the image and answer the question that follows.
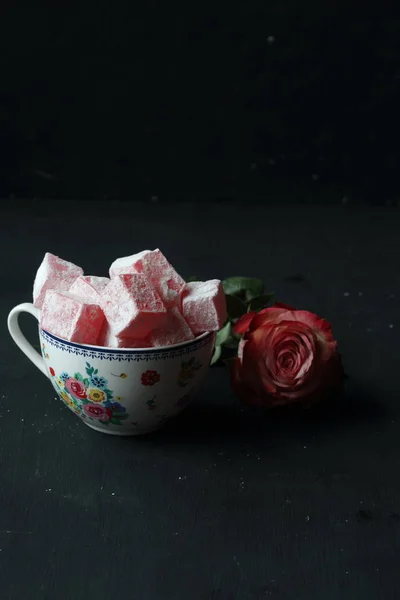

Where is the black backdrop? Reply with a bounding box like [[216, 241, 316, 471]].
[[1, 2, 399, 203]]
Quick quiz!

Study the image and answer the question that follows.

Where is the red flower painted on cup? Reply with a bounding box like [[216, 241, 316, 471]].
[[83, 403, 111, 422], [65, 377, 87, 400], [141, 370, 161, 386], [231, 303, 343, 408], [49, 367, 55, 377]]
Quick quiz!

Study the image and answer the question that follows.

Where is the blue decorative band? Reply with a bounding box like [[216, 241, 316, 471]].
[[39, 329, 213, 362]]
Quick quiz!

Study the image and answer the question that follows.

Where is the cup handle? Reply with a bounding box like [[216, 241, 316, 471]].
[[7, 303, 48, 377]]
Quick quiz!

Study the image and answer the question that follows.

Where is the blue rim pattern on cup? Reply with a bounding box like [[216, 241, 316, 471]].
[[39, 328, 214, 362]]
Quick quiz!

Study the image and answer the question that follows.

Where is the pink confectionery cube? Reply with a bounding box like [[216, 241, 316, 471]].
[[182, 279, 227, 334], [33, 252, 84, 308], [40, 290, 105, 345], [100, 273, 166, 339], [148, 306, 195, 347], [69, 275, 110, 303], [109, 249, 185, 306], [100, 324, 151, 349]]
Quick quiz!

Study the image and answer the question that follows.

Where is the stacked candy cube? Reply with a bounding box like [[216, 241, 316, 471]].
[[34, 250, 227, 348]]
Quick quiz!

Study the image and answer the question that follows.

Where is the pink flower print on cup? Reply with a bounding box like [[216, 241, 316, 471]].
[[83, 404, 111, 422], [65, 377, 87, 400]]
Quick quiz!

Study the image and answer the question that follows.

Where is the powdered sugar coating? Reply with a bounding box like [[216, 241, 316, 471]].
[[40, 290, 105, 344], [100, 273, 167, 339], [109, 249, 185, 306], [69, 275, 110, 302], [182, 279, 227, 334], [99, 323, 151, 348], [33, 253, 84, 308], [109, 250, 150, 278], [148, 306, 195, 347]]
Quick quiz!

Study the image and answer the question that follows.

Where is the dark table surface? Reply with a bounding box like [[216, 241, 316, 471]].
[[1, 201, 400, 600]]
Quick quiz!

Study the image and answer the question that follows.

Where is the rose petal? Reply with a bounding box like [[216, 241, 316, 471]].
[[234, 311, 256, 335], [254, 321, 317, 397], [242, 334, 278, 397], [248, 307, 292, 332], [230, 356, 265, 407], [237, 339, 247, 361], [273, 302, 296, 311], [280, 310, 336, 346]]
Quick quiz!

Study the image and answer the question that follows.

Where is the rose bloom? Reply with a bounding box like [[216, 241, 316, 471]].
[[65, 377, 87, 400], [83, 404, 112, 422], [141, 370, 161, 386], [231, 303, 343, 408]]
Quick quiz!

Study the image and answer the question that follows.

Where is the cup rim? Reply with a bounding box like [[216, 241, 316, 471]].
[[39, 328, 214, 354]]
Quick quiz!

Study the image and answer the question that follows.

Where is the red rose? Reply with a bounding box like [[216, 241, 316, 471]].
[[83, 403, 111, 422], [65, 377, 87, 400], [141, 370, 161, 386], [231, 303, 342, 408]]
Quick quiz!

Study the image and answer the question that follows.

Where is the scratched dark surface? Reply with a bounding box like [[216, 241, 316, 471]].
[[1, 201, 400, 599]]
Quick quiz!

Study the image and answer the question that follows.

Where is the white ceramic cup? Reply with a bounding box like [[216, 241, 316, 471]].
[[7, 303, 215, 436]]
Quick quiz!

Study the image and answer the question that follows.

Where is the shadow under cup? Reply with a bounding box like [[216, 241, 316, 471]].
[[7, 302, 215, 436]]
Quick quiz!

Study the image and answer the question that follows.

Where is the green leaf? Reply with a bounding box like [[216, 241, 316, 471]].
[[247, 292, 275, 312], [245, 289, 261, 302], [211, 345, 222, 366], [223, 338, 240, 350], [225, 294, 247, 319], [215, 321, 232, 346], [187, 275, 201, 282], [83, 378, 90, 387], [74, 372, 83, 382], [223, 277, 264, 299], [94, 369, 98, 375], [110, 417, 122, 425], [113, 412, 128, 420]]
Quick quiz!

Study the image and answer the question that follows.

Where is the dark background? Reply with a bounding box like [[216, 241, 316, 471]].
[[1, 2, 400, 203]]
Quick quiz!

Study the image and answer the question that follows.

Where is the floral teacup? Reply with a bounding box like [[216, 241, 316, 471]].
[[7, 303, 215, 436]]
